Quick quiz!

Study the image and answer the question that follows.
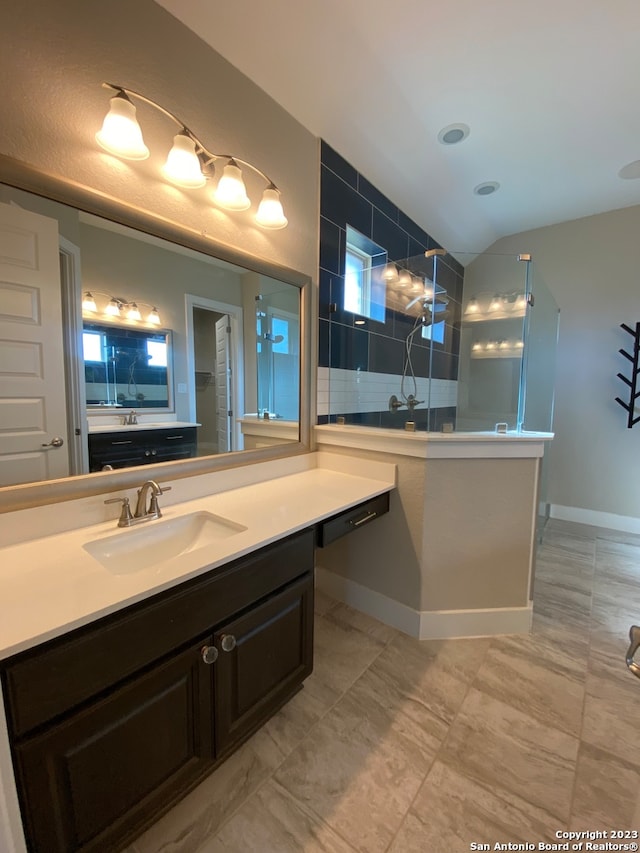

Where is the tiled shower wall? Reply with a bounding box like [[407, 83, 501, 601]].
[[318, 141, 463, 429]]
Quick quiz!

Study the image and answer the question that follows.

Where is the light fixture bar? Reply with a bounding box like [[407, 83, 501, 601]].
[[99, 83, 287, 228]]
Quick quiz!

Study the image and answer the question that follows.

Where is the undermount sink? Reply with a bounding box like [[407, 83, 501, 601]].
[[84, 511, 248, 574]]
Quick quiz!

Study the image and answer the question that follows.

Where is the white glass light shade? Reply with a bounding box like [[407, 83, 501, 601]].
[[162, 133, 206, 188], [95, 93, 149, 161], [489, 294, 502, 312], [213, 161, 251, 211], [126, 303, 141, 321], [104, 299, 121, 316], [398, 270, 412, 289], [465, 297, 479, 314], [382, 263, 398, 282], [147, 307, 161, 325], [255, 187, 288, 229], [82, 292, 97, 313]]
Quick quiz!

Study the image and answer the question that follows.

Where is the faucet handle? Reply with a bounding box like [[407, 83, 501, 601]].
[[104, 496, 134, 527], [148, 485, 171, 518]]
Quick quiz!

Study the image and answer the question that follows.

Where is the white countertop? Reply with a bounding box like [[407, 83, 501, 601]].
[[0, 453, 395, 660], [314, 424, 554, 459], [88, 421, 200, 434]]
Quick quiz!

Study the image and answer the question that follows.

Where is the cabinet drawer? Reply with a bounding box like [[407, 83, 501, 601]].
[[2, 528, 315, 738], [316, 491, 390, 547]]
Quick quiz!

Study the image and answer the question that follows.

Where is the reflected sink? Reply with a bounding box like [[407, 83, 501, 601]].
[[84, 511, 247, 574]]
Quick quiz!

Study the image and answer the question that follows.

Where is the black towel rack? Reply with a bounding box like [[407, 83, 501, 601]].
[[615, 322, 640, 428]]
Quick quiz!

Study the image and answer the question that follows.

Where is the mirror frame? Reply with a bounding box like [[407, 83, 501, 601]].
[[0, 155, 312, 512]]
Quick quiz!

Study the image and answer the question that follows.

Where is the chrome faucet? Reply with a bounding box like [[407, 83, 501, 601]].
[[135, 480, 170, 519], [124, 410, 138, 425], [104, 480, 171, 527]]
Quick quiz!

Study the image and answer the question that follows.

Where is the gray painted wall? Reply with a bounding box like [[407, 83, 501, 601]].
[[489, 204, 640, 523], [1, 0, 319, 279]]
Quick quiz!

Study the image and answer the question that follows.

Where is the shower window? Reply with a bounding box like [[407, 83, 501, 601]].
[[343, 226, 387, 323]]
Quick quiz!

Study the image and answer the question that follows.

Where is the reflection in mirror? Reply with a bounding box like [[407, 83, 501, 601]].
[[0, 181, 302, 489], [83, 323, 173, 411]]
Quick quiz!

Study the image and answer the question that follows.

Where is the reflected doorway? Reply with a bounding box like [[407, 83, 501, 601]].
[[186, 295, 244, 455]]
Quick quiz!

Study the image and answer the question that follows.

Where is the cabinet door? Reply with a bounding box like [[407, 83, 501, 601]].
[[214, 574, 313, 756], [14, 639, 214, 853]]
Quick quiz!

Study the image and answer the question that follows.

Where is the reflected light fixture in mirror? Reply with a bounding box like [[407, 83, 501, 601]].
[[82, 291, 162, 325], [96, 84, 288, 229]]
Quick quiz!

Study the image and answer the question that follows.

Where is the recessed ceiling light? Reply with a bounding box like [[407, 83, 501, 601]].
[[619, 160, 640, 179], [474, 182, 500, 196], [438, 123, 470, 145]]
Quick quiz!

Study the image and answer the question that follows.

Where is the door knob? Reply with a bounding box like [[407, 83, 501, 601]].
[[220, 634, 237, 652], [201, 645, 219, 665], [41, 436, 64, 448]]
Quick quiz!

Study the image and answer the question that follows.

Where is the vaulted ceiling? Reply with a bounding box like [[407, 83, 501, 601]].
[[156, 0, 640, 253]]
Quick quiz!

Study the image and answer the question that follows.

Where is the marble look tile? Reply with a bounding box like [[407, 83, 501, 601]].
[[532, 575, 592, 636], [438, 687, 579, 823], [368, 634, 491, 728], [314, 588, 338, 616], [326, 601, 400, 645], [388, 760, 561, 853], [198, 779, 356, 853], [570, 741, 640, 830], [581, 671, 640, 767], [590, 588, 640, 637], [473, 631, 586, 736], [274, 688, 434, 853], [539, 528, 597, 560], [133, 726, 281, 853], [311, 610, 387, 697]]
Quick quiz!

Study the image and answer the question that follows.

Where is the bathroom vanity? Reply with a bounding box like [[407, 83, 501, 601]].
[[0, 453, 395, 853], [87, 423, 200, 471]]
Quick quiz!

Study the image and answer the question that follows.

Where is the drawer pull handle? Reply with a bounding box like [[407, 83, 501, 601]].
[[220, 634, 237, 652], [350, 511, 378, 528], [201, 645, 219, 665], [626, 625, 640, 679], [111, 440, 133, 445], [165, 435, 184, 440]]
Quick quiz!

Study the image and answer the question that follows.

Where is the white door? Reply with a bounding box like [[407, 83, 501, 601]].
[[215, 315, 231, 452], [0, 203, 69, 485]]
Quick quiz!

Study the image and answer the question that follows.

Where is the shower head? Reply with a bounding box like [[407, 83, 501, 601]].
[[425, 248, 447, 258]]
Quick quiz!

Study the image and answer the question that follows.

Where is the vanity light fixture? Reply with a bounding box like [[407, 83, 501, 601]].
[[489, 294, 503, 312], [465, 296, 479, 315], [82, 291, 162, 325], [96, 84, 288, 229]]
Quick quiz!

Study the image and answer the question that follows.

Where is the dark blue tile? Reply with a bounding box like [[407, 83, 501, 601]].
[[319, 216, 341, 275], [317, 414, 329, 425], [372, 210, 410, 263], [408, 236, 428, 259], [321, 166, 372, 235], [369, 333, 404, 376], [318, 318, 330, 368], [431, 349, 459, 381], [330, 323, 369, 371], [428, 406, 457, 432], [321, 141, 358, 189], [319, 269, 332, 320], [399, 211, 428, 248], [357, 175, 398, 222]]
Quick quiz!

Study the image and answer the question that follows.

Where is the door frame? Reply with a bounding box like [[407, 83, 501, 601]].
[[185, 295, 244, 453]]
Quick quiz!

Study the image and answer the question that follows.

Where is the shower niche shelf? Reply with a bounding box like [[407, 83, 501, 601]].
[[615, 322, 640, 428]]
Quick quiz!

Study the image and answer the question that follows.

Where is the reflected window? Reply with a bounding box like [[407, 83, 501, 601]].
[[146, 339, 167, 367], [82, 330, 105, 362]]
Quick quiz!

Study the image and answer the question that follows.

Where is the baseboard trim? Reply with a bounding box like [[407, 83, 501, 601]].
[[549, 504, 640, 535], [315, 567, 532, 639]]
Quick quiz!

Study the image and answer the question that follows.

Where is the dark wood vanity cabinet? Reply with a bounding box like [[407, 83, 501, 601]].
[[88, 426, 198, 472], [1, 529, 315, 853]]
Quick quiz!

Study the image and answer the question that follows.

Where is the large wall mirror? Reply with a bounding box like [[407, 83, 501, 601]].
[[0, 158, 311, 510]]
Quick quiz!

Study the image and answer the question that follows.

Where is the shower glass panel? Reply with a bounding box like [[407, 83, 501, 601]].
[[456, 253, 529, 431], [256, 287, 300, 421], [325, 247, 557, 435]]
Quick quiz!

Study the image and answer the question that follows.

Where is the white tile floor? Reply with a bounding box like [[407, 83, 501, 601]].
[[128, 519, 640, 852]]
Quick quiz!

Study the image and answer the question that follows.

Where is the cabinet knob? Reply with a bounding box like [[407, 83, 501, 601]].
[[200, 645, 219, 665], [220, 634, 237, 653]]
